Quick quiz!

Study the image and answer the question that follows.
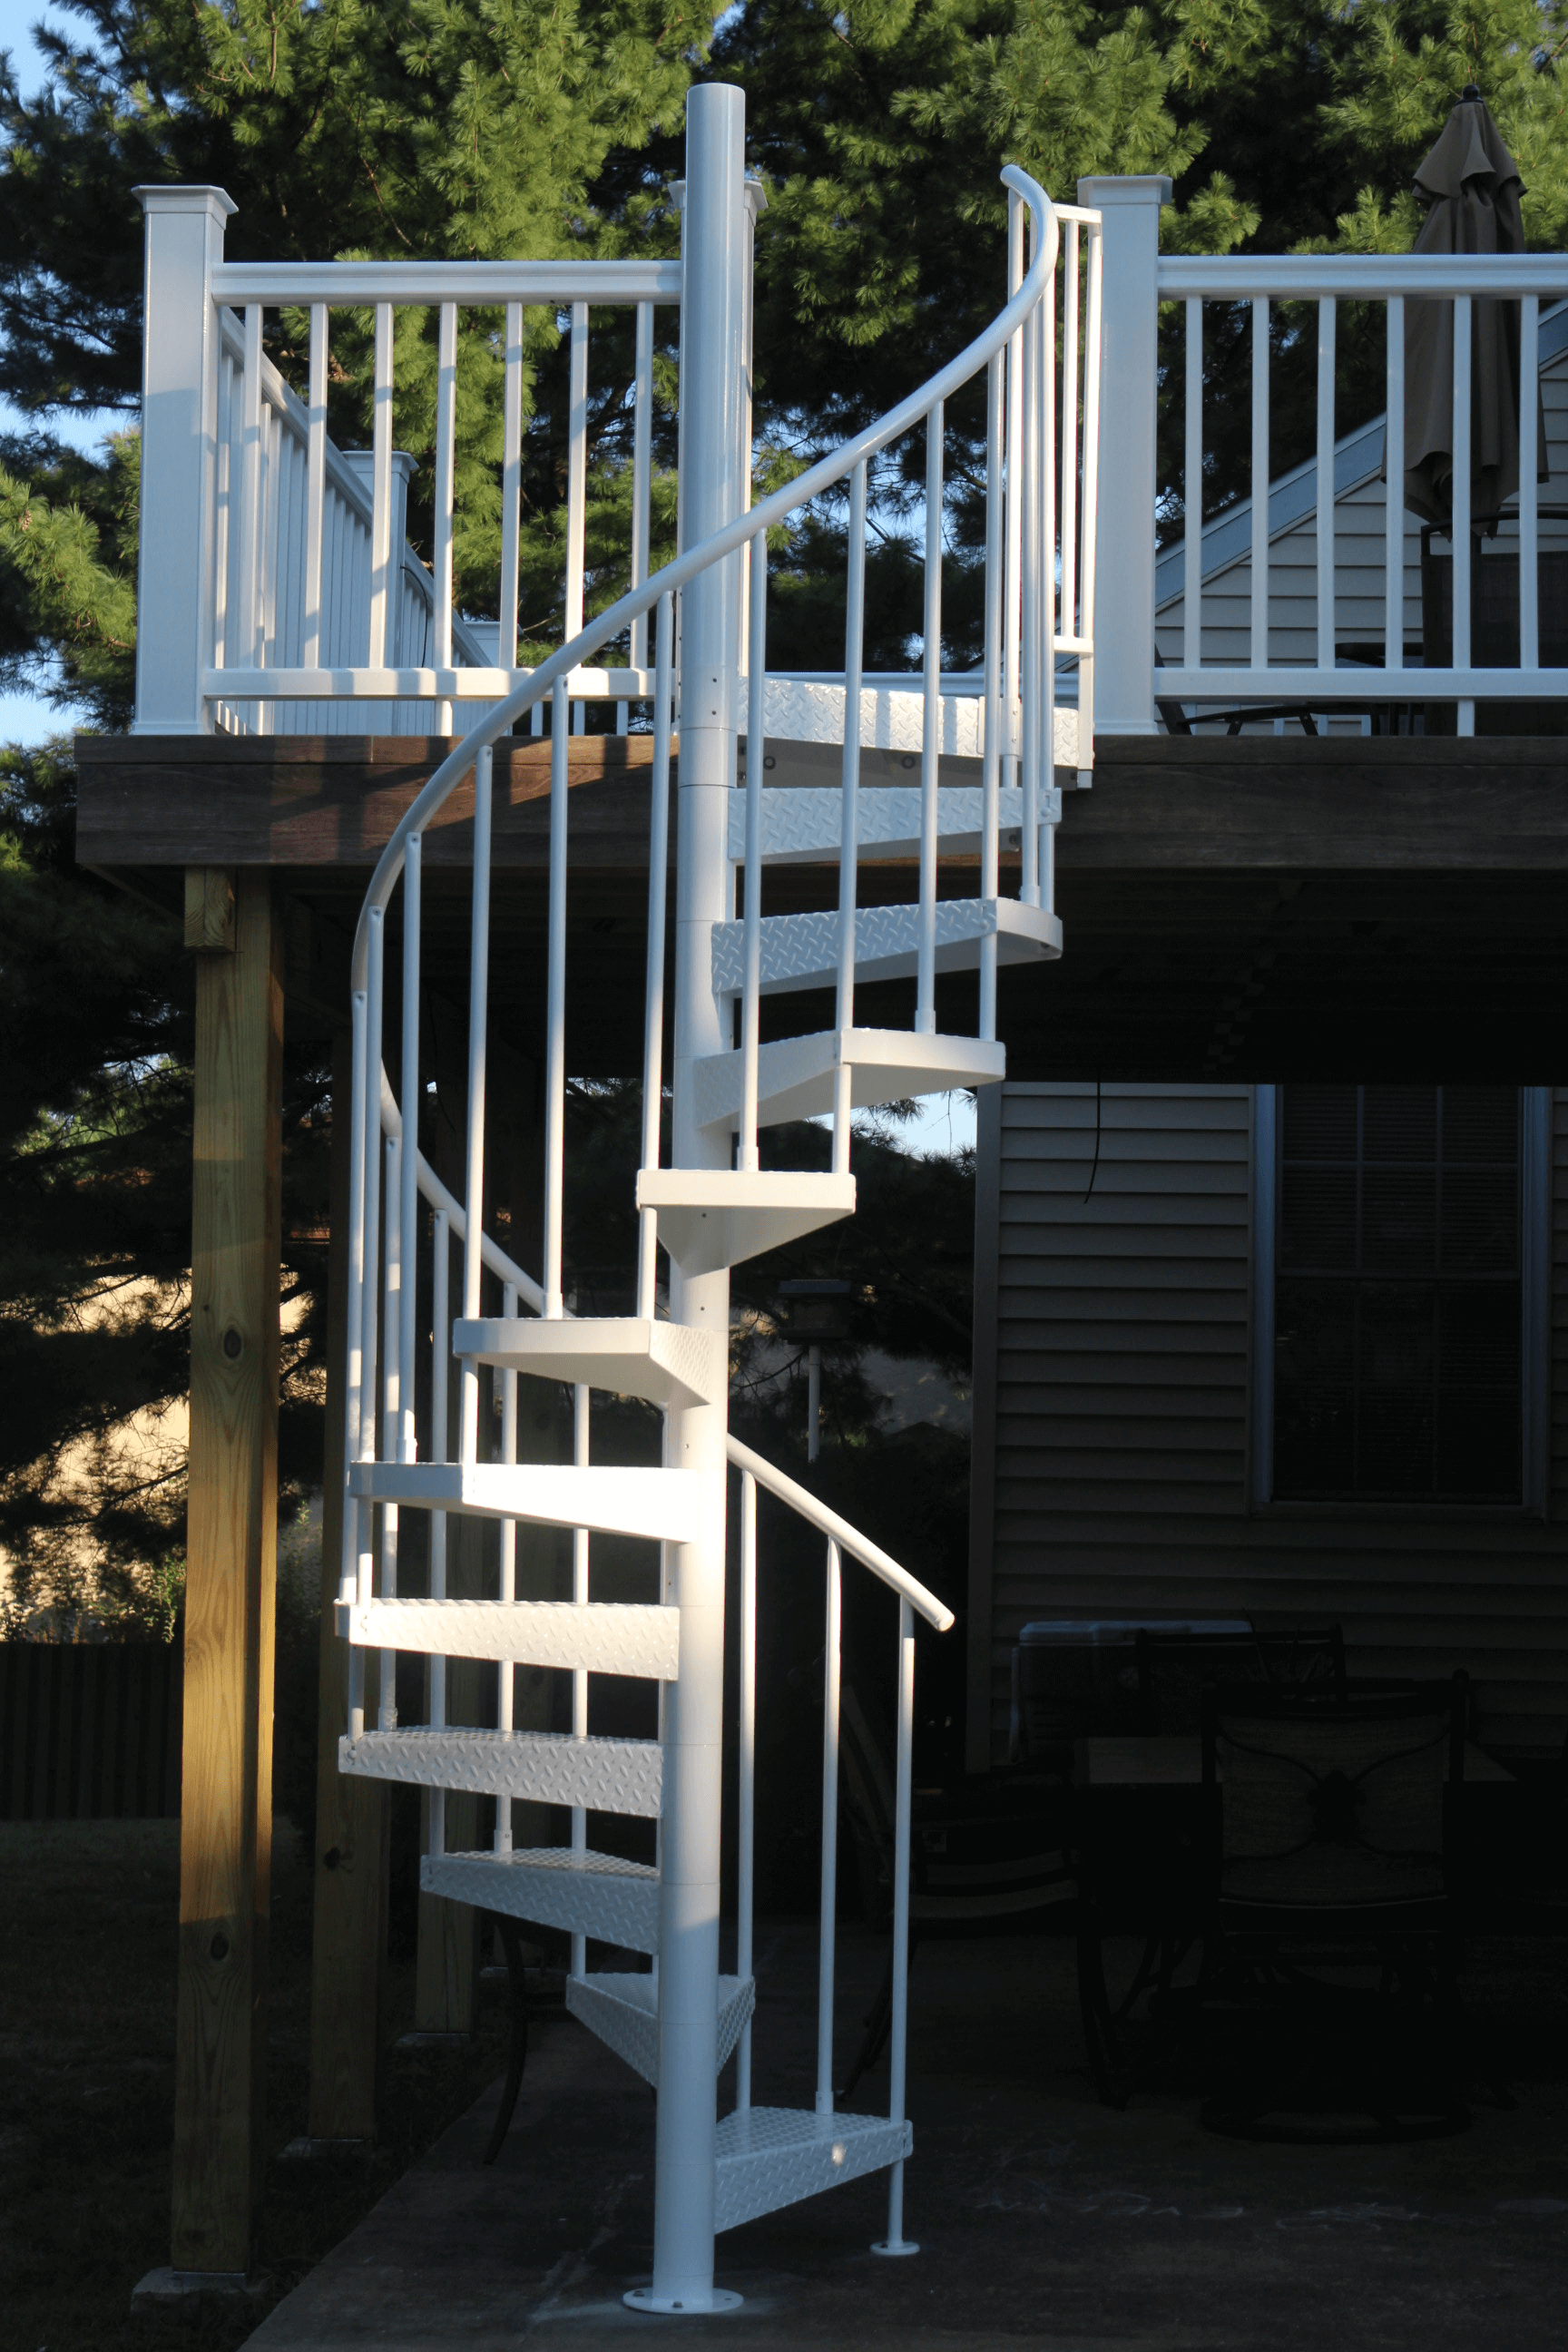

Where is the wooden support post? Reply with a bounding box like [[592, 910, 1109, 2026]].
[[306, 1023, 388, 2137], [173, 868, 282, 2276]]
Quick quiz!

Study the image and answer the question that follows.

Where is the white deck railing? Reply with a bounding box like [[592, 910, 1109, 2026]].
[[1083, 174, 1568, 737], [132, 186, 674, 737]]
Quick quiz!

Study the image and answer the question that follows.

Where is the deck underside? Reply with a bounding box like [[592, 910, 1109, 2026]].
[[77, 732, 1568, 1080]]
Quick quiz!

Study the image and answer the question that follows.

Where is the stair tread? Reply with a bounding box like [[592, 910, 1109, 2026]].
[[451, 1316, 721, 1409], [337, 1596, 680, 1678], [729, 784, 1034, 865], [711, 2105, 913, 2233], [711, 896, 1062, 996], [694, 1026, 1004, 1132], [348, 1459, 699, 1544], [636, 1167, 855, 1277], [423, 1846, 660, 1954], [341, 1728, 662, 1816], [565, 1971, 754, 2088]]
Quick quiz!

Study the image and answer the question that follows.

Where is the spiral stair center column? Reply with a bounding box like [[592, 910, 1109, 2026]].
[[647, 81, 749, 2316]]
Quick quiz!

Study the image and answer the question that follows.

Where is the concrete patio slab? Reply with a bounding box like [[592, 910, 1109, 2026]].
[[245, 1925, 1568, 2352]]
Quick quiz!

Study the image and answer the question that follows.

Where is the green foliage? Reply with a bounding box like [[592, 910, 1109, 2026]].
[[0, 433, 139, 727]]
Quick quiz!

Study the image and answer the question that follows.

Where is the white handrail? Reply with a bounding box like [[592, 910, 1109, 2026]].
[[347, 162, 1059, 992], [724, 1436, 954, 1632]]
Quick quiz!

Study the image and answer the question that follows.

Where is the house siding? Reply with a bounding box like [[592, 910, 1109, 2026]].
[[969, 1082, 1568, 1767]]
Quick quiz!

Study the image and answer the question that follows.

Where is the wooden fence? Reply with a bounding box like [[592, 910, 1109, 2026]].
[[0, 1642, 182, 1819]]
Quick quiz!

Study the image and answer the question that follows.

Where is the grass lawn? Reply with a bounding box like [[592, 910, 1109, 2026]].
[[0, 1816, 511, 2352]]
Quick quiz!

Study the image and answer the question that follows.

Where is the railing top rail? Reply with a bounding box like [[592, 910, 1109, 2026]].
[[1053, 205, 1103, 227], [348, 162, 1057, 992], [726, 1436, 955, 1632], [210, 259, 682, 307], [1161, 252, 1568, 299]]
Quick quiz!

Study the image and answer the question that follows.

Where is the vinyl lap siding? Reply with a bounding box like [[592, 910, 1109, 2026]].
[[970, 1083, 1568, 1766]]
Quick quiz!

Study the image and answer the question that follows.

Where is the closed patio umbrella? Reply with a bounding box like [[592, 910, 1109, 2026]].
[[1399, 87, 1546, 526]]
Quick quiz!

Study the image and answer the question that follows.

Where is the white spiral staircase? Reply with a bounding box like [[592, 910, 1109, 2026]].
[[336, 86, 1101, 2315]]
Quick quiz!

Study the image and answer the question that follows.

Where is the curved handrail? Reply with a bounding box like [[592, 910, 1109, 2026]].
[[726, 1434, 955, 1632], [348, 163, 1057, 997]]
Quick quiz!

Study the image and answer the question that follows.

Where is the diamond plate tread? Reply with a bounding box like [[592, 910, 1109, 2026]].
[[348, 1459, 698, 1544], [713, 2107, 914, 2234], [710, 896, 1063, 997], [422, 1847, 660, 1954], [451, 1316, 722, 1409], [760, 676, 1080, 769], [694, 1026, 1005, 1133], [727, 786, 1068, 866], [564, 1972, 755, 2087], [336, 1597, 679, 1679], [340, 1729, 663, 1816], [635, 1167, 855, 1277]]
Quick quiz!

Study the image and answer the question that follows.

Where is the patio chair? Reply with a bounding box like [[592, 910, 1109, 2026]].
[[1197, 1673, 1470, 2143], [1135, 1623, 1345, 1735], [836, 1682, 1075, 2102]]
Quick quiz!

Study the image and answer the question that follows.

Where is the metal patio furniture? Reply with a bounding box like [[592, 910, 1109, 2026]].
[[1196, 1674, 1470, 2142]]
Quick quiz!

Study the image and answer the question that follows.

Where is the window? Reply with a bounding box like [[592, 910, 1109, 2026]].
[[1253, 1085, 1549, 1508]]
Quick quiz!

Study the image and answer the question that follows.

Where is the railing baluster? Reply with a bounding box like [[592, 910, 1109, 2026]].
[[1061, 220, 1080, 650], [832, 462, 867, 1174], [740, 528, 767, 1170], [1040, 240, 1057, 906], [346, 984, 369, 1740], [237, 305, 264, 676], [458, 748, 492, 1464], [358, 908, 385, 1530], [571, 1380, 590, 1979], [399, 833, 422, 1465], [428, 1205, 448, 1858], [1183, 299, 1202, 679], [368, 302, 395, 669], [980, 352, 1004, 1042], [495, 1279, 518, 1853], [816, 1537, 842, 2116], [500, 300, 524, 674], [737, 1467, 757, 2113], [544, 677, 569, 1316], [302, 307, 328, 674], [636, 593, 674, 1318], [1453, 295, 1473, 737], [1316, 299, 1337, 687], [916, 399, 943, 1034], [1385, 297, 1405, 678], [876, 1597, 917, 2257], [379, 1132, 400, 1730], [1521, 294, 1540, 673], [1004, 195, 1024, 787], [1077, 222, 1102, 786], [566, 300, 588, 733], [434, 301, 457, 733], [630, 300, 654, 677], [1250, 297, 1269, 676], [1019, 285, 1040, 907]]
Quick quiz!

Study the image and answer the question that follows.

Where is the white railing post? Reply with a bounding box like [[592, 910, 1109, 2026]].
[[816, 1538, 842, 2117], [632, 77, 750, 2324], [132, 185, 237, 735], [1075, 174, 1171, 736]]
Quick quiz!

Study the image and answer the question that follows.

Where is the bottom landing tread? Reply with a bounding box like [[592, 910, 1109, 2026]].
[[714, 2107, 913, 2232]]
